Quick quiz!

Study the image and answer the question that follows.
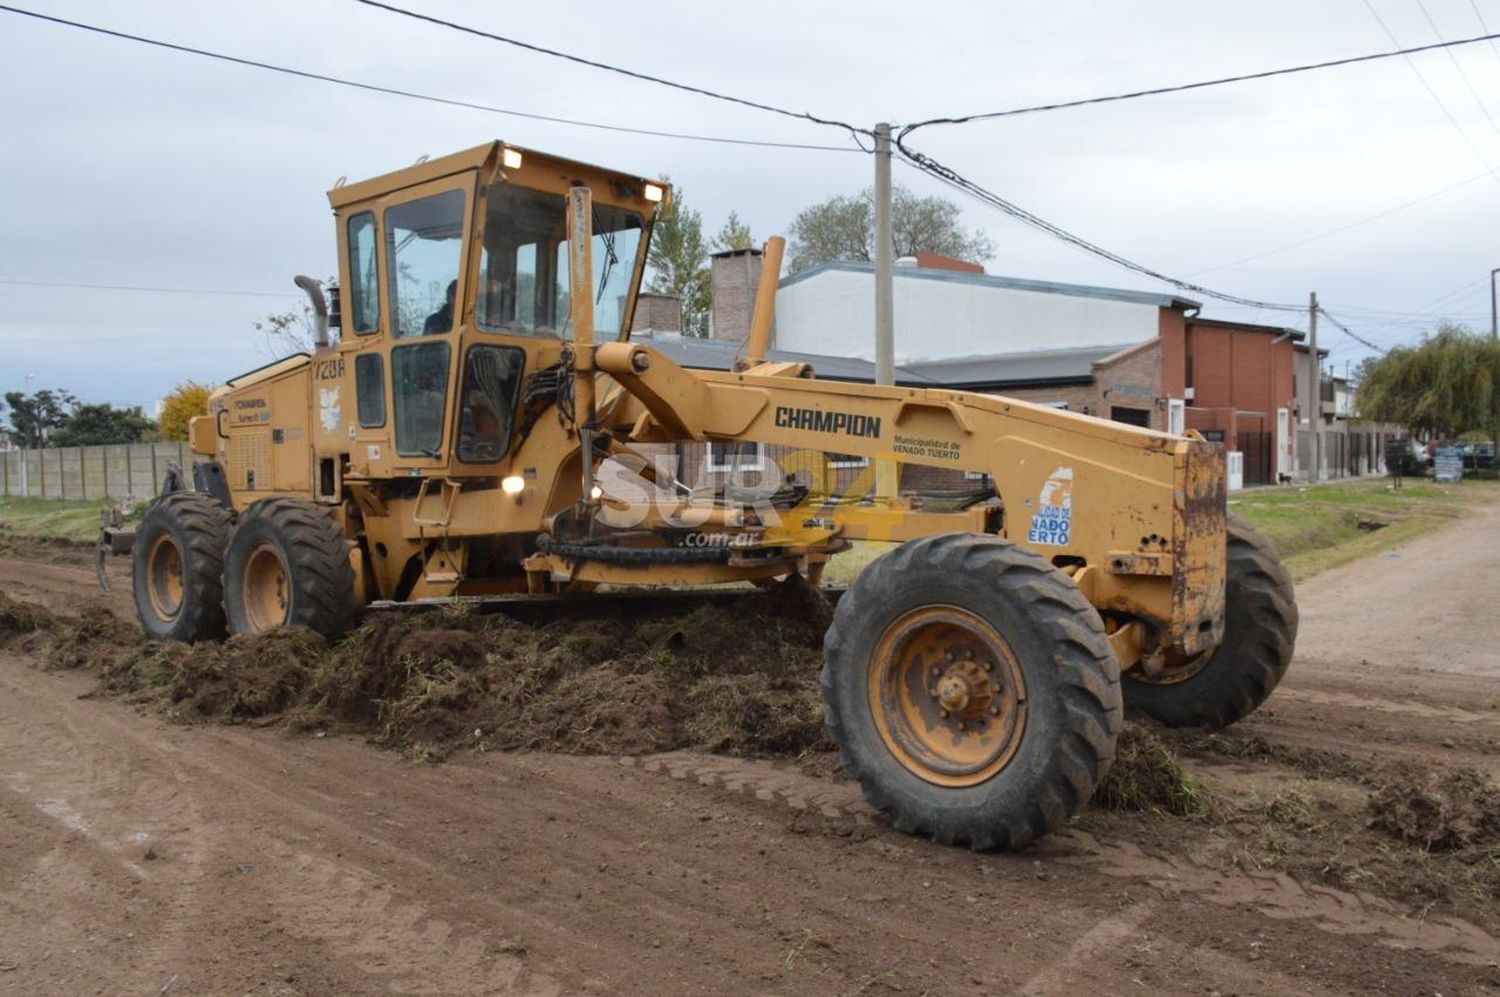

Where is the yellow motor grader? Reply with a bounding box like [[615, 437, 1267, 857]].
[[104, 142, 1296, 849]]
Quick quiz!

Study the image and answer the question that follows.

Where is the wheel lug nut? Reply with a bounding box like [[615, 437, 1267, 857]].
[[983, 661, 993, 671], [956, 722, 966, 732], [990, 705, 1000, 715], [939, 709, 948, 719], [944, 651, 955, 662]]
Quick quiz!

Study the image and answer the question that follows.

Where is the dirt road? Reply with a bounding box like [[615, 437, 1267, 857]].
[[3, 509, 1500, 995]]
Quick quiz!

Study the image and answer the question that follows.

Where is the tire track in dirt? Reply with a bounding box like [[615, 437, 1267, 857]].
[[628, 750, 1500, 969], [1275, 686, 1500, 729], [0, 662, 566, 996]]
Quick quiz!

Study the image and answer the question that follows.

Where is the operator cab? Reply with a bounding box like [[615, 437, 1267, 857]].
[[326, 142, 667, 476]]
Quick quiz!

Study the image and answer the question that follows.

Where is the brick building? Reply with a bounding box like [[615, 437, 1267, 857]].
[[1168, 318, 1303, 485]]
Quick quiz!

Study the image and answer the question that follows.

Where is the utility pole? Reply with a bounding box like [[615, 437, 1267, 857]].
[[1490, 266, 1498, 339], [1308, 293, 1321, 483], [873, 122, 897, 499], [1491, 268, 1499, 459], [18, 372, 34, 499]]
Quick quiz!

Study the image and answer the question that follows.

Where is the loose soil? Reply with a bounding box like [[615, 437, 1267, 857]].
[[2, 500, 1500, 993]]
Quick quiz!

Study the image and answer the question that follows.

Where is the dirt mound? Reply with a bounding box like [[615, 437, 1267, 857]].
[[0, 590, 52, 639], [5, 578, 835, 761], [1367, 764, 1500, 851], [1093, 722, 1208, 816]]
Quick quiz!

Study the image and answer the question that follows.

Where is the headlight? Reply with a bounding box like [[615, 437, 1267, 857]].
[[502, 475, 525, 495], [501, 148, 523, 170]]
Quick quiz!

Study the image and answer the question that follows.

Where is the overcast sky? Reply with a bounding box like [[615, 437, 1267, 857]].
[[3, 0, 1499, 410]]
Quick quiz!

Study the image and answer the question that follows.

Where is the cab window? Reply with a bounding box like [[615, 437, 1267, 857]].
[[476, 183, 643, 338], [346, 212, 379, 335], [385, 189, 466, 339], [391, 341, 449, 456], [456, 345, 524, 463]]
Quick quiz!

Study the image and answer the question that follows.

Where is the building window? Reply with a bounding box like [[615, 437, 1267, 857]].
[[1111, 406, 1151, 428], [707, 441, 764, 472]]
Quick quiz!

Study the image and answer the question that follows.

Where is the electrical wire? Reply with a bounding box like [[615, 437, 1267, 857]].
[[350, 0, 871, 141], [0, 277, 295, 298], [0, 4, 862, 154], [894, 140, 1306, 312], [897, 27, 1500, 135], [1361, 0, 1500, 187], [1317, 307, 1388, 353], [1470, 0, 1500, 70], [1415, 0, 1500, 142], [1186, 164, 1500, 276]]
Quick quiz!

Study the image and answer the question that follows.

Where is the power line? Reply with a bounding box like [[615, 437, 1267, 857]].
[[1416, 0, 1500, 142], [0, 4, 861, 154], [0, 277, 295, 298], [1470, 0, 1500, 70], [898, 27, 1500, 135], [351, 0, 868, 139], [1316, 307, 1388, 353], [1361, 0, 1500, 188], [894, 141, 1305, 312], [1187, 165, 1500, 276]]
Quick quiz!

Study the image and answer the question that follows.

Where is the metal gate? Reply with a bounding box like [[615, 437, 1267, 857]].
[[1237, 430, 1272, 486]]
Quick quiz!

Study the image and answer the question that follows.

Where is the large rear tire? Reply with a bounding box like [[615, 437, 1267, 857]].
[[132, 491, 231, 643], [223, 498, 356, 639], [1123, 514, 1297, 728], [821, 534, 1121, 851]]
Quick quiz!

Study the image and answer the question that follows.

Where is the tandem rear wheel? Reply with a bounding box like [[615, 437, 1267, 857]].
[[222, 498, 357, 639], [1122, 514, 1298, 729], [132, 491, 232, 643], [821, 533, 1122, 851]]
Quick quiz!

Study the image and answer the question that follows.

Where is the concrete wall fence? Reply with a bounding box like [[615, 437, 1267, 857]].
[[0, 443, 194, 501]]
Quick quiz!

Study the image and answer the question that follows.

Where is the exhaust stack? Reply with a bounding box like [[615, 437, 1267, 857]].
[[294, 275, 330, 349]]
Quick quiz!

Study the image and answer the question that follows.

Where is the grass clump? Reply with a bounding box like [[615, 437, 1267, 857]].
[[1093, 723, 1208, 816]]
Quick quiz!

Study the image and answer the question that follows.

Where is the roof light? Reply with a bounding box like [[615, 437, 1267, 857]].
[[643, 183, 664, 203], [501, 148, 523, 170]]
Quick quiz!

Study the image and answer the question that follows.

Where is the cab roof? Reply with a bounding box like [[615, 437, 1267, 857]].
[[325, 141, 670, 212]]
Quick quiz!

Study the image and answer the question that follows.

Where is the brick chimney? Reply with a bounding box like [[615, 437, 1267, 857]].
[[631, 291, 682, 337], [709, 247, 764, 343]]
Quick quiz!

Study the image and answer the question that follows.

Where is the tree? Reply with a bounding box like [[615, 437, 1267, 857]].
[[254, 304, 321, 357], [646, 179, 711, 337], [786, 184, 995, 274], [1355, 325, 1500, 438], [254, 278, 336, 356], [51, 403, 156, 447], [158, 381, 214, 442], [712, 211, 755, 252], [3, 389, 75, 448]]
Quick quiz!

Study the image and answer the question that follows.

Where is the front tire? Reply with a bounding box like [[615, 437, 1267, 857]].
[[132, 491, 231, 643], [1123, 514, 1297, 728], [821, 534, 1121, 851], [223, 498, 356, 639]]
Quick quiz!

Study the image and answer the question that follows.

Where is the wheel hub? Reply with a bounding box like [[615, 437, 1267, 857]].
[[868, 606, 1028, 788], [932, 658, 994, 719], [242, 542, 291, 632]]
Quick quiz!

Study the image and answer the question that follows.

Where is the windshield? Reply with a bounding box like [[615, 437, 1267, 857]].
[[476, 183, 646, 338]]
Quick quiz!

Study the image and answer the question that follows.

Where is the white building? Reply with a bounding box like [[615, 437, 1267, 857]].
[[771, 259, 1194, 363]]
